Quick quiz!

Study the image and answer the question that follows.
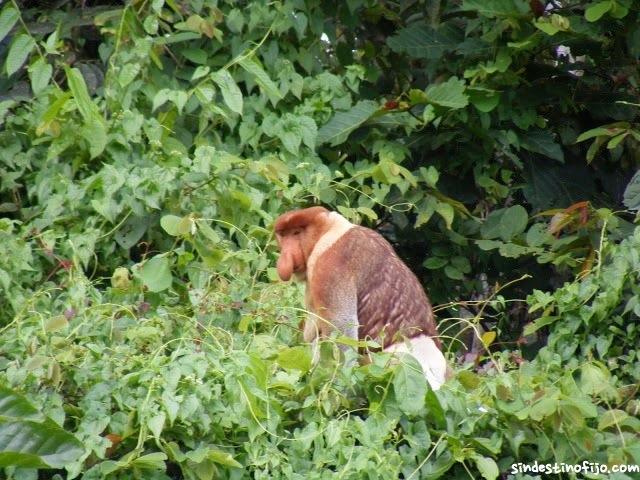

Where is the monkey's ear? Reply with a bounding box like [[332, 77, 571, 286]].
[[277, 251, 294, 281]]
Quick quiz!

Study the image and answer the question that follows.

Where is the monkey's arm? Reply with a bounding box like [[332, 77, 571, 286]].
[[307, 266, 359, 349]]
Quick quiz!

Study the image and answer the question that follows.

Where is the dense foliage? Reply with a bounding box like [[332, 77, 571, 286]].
[[0, 0, 639, 478]]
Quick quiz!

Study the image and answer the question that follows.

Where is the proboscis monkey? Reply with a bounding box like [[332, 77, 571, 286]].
[[274, 206, 448, 390]]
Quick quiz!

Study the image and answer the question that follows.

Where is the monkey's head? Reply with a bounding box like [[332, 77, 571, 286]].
[[274, 206, 330, 281]]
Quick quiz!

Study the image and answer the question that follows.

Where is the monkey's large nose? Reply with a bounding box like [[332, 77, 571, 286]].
[[276, 253, 294, 281]]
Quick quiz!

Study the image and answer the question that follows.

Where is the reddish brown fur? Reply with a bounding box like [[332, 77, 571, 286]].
[[274, 207, 440, 350]]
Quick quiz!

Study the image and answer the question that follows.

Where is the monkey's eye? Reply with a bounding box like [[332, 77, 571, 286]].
[[292, 229, 302, 236]]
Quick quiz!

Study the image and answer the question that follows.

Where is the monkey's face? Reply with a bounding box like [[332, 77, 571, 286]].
[[274, 207, 329, 282], [275, 228, 307, 281]]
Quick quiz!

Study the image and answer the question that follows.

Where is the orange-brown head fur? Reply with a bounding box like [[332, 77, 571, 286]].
[[274, 206, 330, 281]]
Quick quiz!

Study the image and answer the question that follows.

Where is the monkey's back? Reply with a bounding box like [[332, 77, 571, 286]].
[[331, 226, 438, 349]]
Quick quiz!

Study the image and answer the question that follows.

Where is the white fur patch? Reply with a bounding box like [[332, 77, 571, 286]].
[[306, 212, 354, 284], [384, 335, 447, 390]]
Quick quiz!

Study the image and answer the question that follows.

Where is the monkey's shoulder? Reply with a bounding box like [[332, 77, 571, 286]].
[[337, 225, 395, 254]]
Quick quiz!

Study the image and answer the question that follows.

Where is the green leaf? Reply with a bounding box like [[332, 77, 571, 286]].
[[238, 57, 282, 106], [444, 265, 464, 280], [0, 6, 19, 44], [212, 69, 243, 115], [461, 0, 530, 17], [28, 58, 52, 95], [316, 100, 379, 146], [66, 67, 107, 157], [161, 215, 192, 236], [467, 87, 500, 112], [387, 24, 462, 60], [523, 316, 559, 336], [196, 221, 221, 243], [580, 363, 610, 396], [393, 356, 427, 414], [0, 386, 83, 469], [598, 409, 628, 430], [131, 452, 167, 470], [457, 370, 481, 390], [277, 346, 312, 373], [44, 315, 68, 333], [498, 205, 528, 241], [118, 63, 141, 87], [623, 170, 640, 210], [520, 129, 564, 162], [473, 455, 499, 480], [6, 34, 35, 77], [208, 449, 242, 468], [585, 1, 612, 22], [425, 77, 469, 110], [115, 216, 149, 249], [529, 396, 558, 421], [607, 132, 627, 149], [576, 122, 631, 143], [137, 256, 173, 292], [423, 257, 448, 269], [65, 66, 99, 120], [81, 116, 108, 158], [435, 202, 455, 229]]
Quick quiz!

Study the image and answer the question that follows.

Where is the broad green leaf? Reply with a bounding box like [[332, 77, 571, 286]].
[[458, 370, 481, 390], [580, 363, 610, 396], [298, 116, 317, 150], [212, 69, 243, 115], [523, 316, 559, 336], [393, 356, 427, 414], [81, 116, 108, 158], [115, 216, 149, 249], [131, 452, 167, 470], [0, 386, 83, 469], [387, 24, 462, 60], [278, 129, 301, 155], [423, 257, 448, 269], [196, 221, 221, 243], [238, 57, 282, 106], [529, 395, 558, 421], [277, 346, 312, 373], [520, 129, 564, 162], [161, 215, 192, 236], [598, 409, 628, 430], [6, 34, 35, 77], [44, 315, 68, 333], [118, 63, 141, 87], [137, 256, 173, 292], [467, 87, 500, 112], [498, 205, 528, 241], [534, 14, 570, 36], [147, 413, 166, 439], [316, 100, 378, 146], [623, 170, 640, 210], [480, 209, 506, 239], [435, 202, 455, 229], [444, 265, 464, 280], [585, 1, 612, 22], [208, 449, 242, 468], [28, 58, 52, 95], [0, 6, 19, 44], [473, 455, 499, 480], [0, 385, 40, 420], [425, 77, 469, 109], [461, 0, 530, 17]]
